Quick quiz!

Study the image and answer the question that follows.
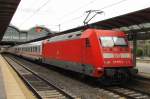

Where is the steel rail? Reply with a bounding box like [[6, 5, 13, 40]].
[[3, 55, 77, 99]]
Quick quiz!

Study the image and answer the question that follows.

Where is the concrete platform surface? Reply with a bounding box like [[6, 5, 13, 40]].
[[0, 67, 6, 99], [137, 62, 150, 78], [0, 55, 36, 99]]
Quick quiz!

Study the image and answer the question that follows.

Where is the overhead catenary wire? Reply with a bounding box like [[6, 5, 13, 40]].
[[60, 0, 128, 26], [59, 0, 99, 21], [19, 0, 52, 27], [19, 0, 128, 31], [54, 0, 128, 31], [100, 0, 128, 10]]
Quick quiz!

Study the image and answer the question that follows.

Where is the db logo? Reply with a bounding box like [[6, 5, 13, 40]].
[[114, 54, 121, 58]]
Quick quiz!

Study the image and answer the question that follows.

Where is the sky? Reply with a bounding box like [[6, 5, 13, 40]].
[[11, 0, 150, 31]]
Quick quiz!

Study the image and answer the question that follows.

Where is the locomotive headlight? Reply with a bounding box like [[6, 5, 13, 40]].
[[103, 53, 114, 58], [120, 53, 130, 58]]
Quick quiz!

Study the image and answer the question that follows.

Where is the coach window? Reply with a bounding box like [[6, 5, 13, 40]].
[[39, 46, 40, 52], [38, 46, 39, 52], [34, 47, 35, 52], [33, 47, 34, 52], [35, 47, 37, 52], [33, 47, 35, 52], [32, 47, 34, 52], [34, 47, 36, 52], [37, 46, 38, 52], [37, 46, 39, 52]]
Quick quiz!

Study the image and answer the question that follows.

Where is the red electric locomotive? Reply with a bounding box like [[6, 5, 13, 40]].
[[9, 28, 138, 82], [42, 29, 137, 79]]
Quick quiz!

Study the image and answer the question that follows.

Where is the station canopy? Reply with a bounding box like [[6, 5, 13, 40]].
[[0, 0, 20, 40]]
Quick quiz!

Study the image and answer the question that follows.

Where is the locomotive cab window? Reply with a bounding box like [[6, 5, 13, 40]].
[[113, 37, 127, 46], [100, 37, 114, 47], [100, 37, 127, 47]]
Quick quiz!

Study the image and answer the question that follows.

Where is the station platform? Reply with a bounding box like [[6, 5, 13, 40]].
[[137, 62, 150, 78], [137, 57, 150, 63], [0, 55, 35, 99]]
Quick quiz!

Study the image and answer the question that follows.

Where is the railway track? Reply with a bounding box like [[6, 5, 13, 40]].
[[3, 54, 150, 99], [102, 74, 150, 99], [4, 55, 78, 99], [104, 86, 150, 99]]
